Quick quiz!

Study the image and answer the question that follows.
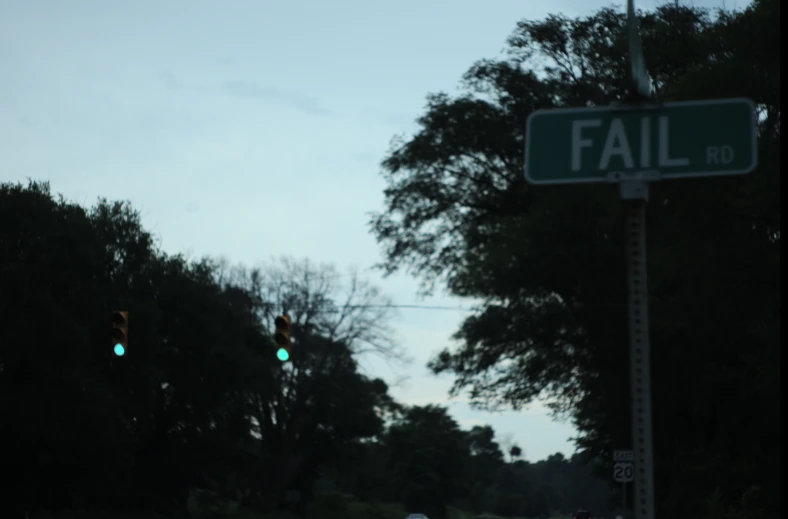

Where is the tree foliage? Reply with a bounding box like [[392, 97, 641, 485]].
[[0, 180, 609, 519], [0, 180, 392, 517], [370, 1, 780, 517]]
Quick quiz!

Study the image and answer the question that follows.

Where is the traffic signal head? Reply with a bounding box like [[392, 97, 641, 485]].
[[111, 310, 128, 357], [274, 314, 291, 362]]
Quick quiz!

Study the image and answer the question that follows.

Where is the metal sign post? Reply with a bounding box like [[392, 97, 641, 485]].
[[625, 195, 655, 519], [618, 477, 628, 515], [623, 3, 655, 518]]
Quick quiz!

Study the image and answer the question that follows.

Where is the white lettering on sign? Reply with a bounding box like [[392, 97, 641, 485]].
[[613, 462, 635, 483], [599, 118, 634, 170], [640, 117, 651, 168], [658, 116, 689, 167], [706, 145, 735, 164], [613, 450, 634, 462], [570, 115, 691, 172], [572, 119, 602, 172]]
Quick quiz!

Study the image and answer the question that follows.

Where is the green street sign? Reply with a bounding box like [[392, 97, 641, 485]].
[[525, 98, 757, 185]]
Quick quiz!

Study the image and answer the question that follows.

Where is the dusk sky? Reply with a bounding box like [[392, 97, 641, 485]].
[[1, 0, 746, 461]]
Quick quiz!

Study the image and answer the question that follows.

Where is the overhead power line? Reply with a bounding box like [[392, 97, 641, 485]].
[[346, 304, 475, 312], [259, 302, 476, 314]]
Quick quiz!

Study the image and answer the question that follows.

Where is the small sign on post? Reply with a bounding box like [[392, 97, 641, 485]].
[[614, 462, 635, 483], [614, 449, 634, 515], [614, 450, 634, 462], [613, 450, 635, 482]]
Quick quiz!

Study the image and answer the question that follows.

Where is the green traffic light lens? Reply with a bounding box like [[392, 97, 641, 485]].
[[276, 348, 289, 362], [114, 343, 126, 357]]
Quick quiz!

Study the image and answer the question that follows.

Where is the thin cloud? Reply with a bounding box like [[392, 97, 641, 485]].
[[159, 70, 184, 91], [353, 152, 379, 163], [222, 80, 333, 116], [362, 106, 416, 128]]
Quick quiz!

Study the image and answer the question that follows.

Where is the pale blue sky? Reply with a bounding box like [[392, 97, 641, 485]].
[[1, 0, 743, 461]]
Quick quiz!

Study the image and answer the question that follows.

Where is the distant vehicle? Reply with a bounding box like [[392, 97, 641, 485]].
[[574, 509, 593, 519], [405, 514, 428, 519]]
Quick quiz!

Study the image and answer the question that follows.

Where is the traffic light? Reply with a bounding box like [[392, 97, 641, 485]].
[[111, 310, 128, 357], [274, 314, 291, 362]]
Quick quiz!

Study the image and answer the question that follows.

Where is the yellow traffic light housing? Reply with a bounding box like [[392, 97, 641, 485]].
[[274, 314, 291, 362], [111, 310, 128, 357]]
